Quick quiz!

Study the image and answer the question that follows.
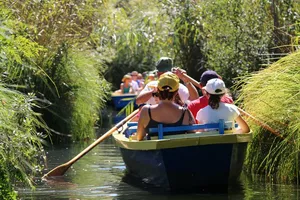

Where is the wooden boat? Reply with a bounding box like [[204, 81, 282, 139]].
[[112, 120, 252, 192], [111, 92, 137, 110]]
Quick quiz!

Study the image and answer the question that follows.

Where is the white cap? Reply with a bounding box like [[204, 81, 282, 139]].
[[203, 78, 226, 95]]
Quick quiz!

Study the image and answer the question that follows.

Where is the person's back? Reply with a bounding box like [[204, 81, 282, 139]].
[[196, 102, 239, 124], [196, 78, 250, 134], [145, 103, 188, 133], [135, 73, 195, 141], [189, 95, 233, 118]]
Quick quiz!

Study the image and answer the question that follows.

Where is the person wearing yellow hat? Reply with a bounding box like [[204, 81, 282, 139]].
[[133, 72, 195, 141]]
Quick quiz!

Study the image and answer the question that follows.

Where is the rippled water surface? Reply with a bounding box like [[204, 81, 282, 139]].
[[17, 111, 300, 200]]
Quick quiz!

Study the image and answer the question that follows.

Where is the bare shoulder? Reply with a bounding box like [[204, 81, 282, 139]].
[[140, 105, 150, 114]]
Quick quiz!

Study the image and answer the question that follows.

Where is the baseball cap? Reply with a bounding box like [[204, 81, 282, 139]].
[[156, 57, 173, 72], [157, 72, 179, 92], [200, 70, 219, 86], [203, 78, 226, 95]]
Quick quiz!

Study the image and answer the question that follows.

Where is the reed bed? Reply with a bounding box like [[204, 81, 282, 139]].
[[0, 86, 46, 198], [237, 51, 300, 181]]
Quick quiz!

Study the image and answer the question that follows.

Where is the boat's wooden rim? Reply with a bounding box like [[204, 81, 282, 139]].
[[111, 92, 137, 97], [113, 127, 252, 150]]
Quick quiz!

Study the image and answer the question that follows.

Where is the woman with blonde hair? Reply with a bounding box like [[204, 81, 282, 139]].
[[120, 74, 133, 94]]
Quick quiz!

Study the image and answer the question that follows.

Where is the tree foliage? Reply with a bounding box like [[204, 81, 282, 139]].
[[0, 0, 299, 197], [1, 0, 111, 140]]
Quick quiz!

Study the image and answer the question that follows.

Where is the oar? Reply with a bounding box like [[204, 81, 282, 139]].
[[43, 109, 139, 178], [181, 73, 288, 139]]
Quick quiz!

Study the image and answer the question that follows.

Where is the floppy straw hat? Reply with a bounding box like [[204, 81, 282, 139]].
[[157, 72, 179, 92], [203, 78, 226, 95]]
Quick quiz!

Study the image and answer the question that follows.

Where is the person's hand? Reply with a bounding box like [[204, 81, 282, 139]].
[[148, 85, 158, 93], [173, 67, 188, 83]]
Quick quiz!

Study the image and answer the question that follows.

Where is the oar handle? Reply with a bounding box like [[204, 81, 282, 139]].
[[66, 109, 139, 166], [237, 108, 280, 136]]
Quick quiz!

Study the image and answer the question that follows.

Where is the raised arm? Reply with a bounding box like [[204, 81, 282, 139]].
[[173, 68, 199, 100], [136, 90, 152, 105], [136, 83, 157, 105]]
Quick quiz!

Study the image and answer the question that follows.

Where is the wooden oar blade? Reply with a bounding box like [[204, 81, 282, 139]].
[[43, 163, 71, 178], [42, 109, 140, 178]]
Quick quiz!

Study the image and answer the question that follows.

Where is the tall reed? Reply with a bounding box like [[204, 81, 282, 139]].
[[236, 51, 300, 181], [0, 87, 47, 199]]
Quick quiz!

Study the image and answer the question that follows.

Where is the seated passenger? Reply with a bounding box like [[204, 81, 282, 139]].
[[136, 73, 145, 88], [196, 78, 250, 134], [188, 70, 233, 119], [120, 74, 133, 94], [134, 72, 195, 141], [131, 71, 143, 93]]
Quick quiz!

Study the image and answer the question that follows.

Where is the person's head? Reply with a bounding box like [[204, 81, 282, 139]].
[[200, 70, 221, 88], [148, 73, 155, 81], [131, 71, 138, 80], [204, 78, 226, 109], [137, 73, 143, 80], [122, 74, 132, 84], [156, 72, 179, 101], [156, 57, 173, 77]]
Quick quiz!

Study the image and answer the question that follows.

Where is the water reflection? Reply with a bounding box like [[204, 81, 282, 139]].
[[18, 134, 300, 200], [17, 108, 300, 200]]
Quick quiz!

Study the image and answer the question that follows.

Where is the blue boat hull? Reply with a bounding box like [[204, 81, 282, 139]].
[[119, 143, 247, 191], [111, 94, 137, 110]]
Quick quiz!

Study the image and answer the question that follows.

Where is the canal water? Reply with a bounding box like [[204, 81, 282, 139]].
[[17, 109, 300, 200]]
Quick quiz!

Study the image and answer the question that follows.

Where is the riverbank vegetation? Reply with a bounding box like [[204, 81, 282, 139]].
[[0, 0, 299, 198], [237, 51, 300, 182]]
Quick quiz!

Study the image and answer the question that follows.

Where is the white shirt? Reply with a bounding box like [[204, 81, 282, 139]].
[[131, 80, 139, 92], [196, 103, 240, 124], [139, 81, 189, 105]]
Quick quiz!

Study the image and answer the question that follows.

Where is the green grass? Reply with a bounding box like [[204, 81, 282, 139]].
[[236, 51, 300, 181]]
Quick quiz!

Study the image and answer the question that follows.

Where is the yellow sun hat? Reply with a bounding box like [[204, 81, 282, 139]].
[[157, 72, 179, 92]]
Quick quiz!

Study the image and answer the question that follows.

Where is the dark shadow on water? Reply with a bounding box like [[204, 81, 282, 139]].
[[117, 173, 245, 200]]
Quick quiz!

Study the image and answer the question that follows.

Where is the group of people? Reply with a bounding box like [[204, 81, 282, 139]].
[[118, 71, 156, 94], [127, 57, 250, 140]]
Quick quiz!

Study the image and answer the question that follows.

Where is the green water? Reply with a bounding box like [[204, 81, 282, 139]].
[[16, 109, 300, 199], [16, 135, 300, 200]]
